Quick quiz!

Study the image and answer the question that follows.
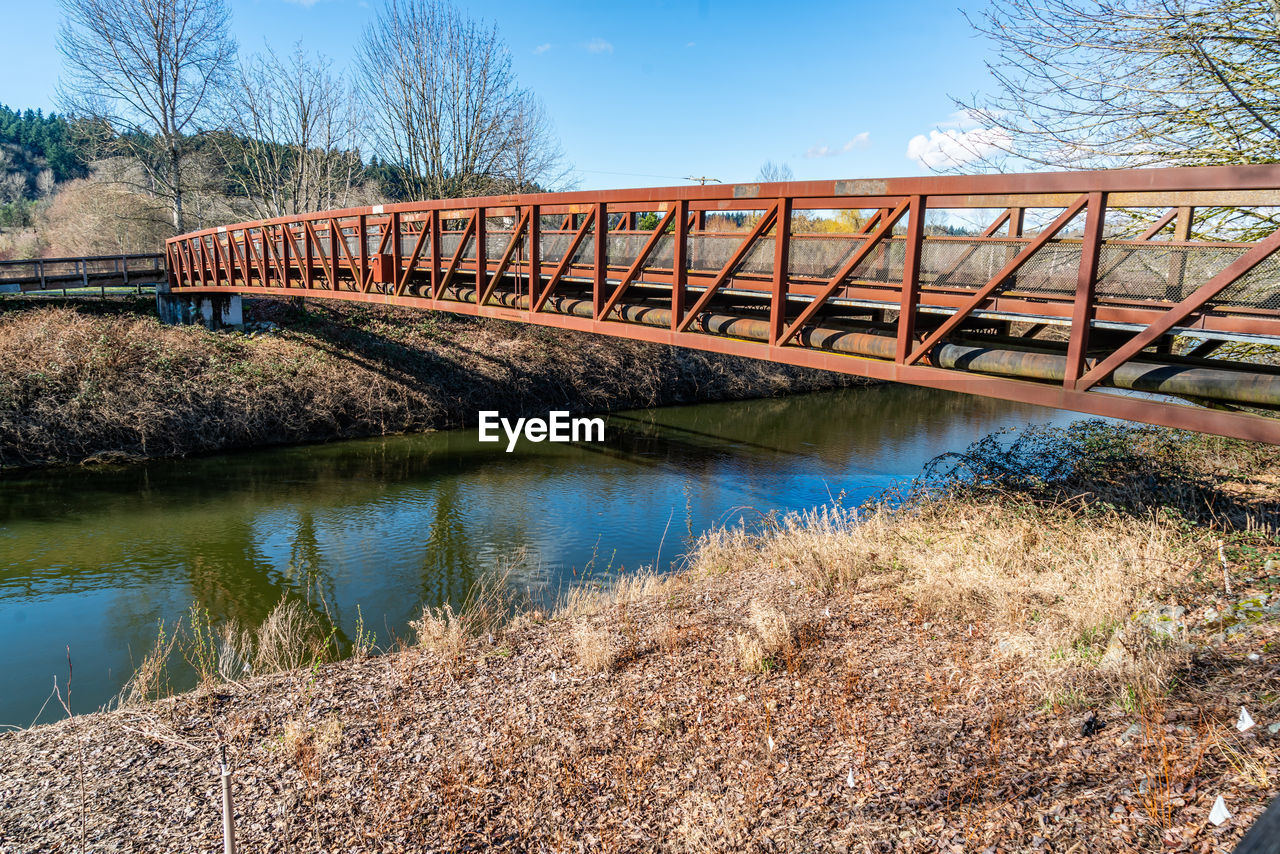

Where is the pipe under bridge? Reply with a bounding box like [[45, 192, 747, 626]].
[[163, 166, 1280, 444]]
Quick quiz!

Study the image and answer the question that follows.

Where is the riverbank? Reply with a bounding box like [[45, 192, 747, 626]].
[[0, 296, 855, 469], [1, 423, 1276, 852]]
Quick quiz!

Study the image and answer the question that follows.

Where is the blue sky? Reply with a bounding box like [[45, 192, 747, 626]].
[[0, 0, 1004, 189]]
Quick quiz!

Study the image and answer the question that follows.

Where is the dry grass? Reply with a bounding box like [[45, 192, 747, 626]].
[[113, 596, 331, 709], [696, 504, 874, 591], [113, 621, 179, 708], [554, 570, 674, 619], [730, 600, 794, 673], [572, 623, 616, 673], [694, 496, 1204, 698], [252, 598, 331, 674], [204, 597, 331, 680], [409, 568, 515, 660], [409, 603, 471, 660], [282, 716, 344, 789], [0, 299, 854, 469]]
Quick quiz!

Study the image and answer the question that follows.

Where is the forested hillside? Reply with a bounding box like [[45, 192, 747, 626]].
[[0, 105, 87, 229]]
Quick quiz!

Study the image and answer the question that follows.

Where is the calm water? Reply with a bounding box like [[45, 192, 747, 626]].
[[0, 385, 1083, 727]]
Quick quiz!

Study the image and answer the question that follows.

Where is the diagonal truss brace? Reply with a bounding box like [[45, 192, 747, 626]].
[[1076, 227, 1280, 390], [902, 194, 1089, 366], [532, 208, 596, 313], [776, 198, 910, 347], [675, 203, 780, 333], [597, 206, 678, 321]]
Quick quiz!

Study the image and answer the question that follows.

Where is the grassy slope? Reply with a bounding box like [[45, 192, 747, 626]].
[[1, 424, 1276, 852], [0, 297, 855, 469]]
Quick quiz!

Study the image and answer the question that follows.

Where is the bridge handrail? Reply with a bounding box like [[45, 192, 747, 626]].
[[167, 164, 1280, 240], [0, 252, 163, 266]]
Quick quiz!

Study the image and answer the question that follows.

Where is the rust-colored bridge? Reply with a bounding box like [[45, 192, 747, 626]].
[[165, 166, 1280, 444]]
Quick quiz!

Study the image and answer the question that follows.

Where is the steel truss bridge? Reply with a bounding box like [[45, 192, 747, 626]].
[[165, 166, 1280, 444]]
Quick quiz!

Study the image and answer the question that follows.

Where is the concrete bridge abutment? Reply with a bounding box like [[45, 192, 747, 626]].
[[156, 284, 243, 331]]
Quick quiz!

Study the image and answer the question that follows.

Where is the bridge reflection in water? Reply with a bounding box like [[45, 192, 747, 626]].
[[166, 166, 1280, 443]]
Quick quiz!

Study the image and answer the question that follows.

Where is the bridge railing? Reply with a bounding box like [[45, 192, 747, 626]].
[[166, 166, 1280, 443], [0, 253, 165, 296]]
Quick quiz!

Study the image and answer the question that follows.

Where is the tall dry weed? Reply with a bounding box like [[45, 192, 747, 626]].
[[409, 566, 517, 660]]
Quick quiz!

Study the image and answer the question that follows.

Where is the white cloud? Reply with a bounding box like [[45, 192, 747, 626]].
[[842, 132, 870, 152], [534, 43, 552, 54], [586, 38, 614, 54], [906, 127, 1011, 169], [805, 132, 871, 159], [936, 109, 983, 130]]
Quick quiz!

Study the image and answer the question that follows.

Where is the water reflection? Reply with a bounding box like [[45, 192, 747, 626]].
[[0, 385, 1083, 725]]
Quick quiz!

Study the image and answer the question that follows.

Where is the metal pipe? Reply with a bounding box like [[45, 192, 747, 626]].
[[445, 286, 1280, 408], [220, 747, 236, 854]]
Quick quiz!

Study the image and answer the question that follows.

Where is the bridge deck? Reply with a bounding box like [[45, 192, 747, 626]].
[[166, 167, 1280, 443]]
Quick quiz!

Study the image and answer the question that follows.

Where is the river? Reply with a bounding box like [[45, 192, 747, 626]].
[[0, 385, 1085, 727]]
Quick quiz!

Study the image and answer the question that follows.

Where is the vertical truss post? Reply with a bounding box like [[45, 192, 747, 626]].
[[280, 225, 290, 290], [390, 210, 402, 295], [768, 196, 792, 344], [429, 210, 442, 298], [529, 204, 541, 309], [209, 236, 221, 286], [166, 246, 177, 289], [1065, 192, 1107, 387], [1165, 205, 1194, 302], [304, 222, 314, 289], [219, 237, 233, 288], [260, 229, 269, 286], [896, 195, 926, 362], [328, 222, 338, 290], [227, 232, 241, 288], [475, 207, 487, 295], [1009, 207, 1024, 237], [358, 214, 368, 292], [594, 201, 607, 319], [672, 199, 688, 330]]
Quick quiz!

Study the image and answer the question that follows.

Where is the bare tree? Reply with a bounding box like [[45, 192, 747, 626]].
[[57, 0, 237, 233], [956, 0, 1280, 172], [40, 177, 172, 255], [498, 93, 572, 193], [355, 0, 565, 199], [757, 161, 794, 183], [217, 44, 367, 219]]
